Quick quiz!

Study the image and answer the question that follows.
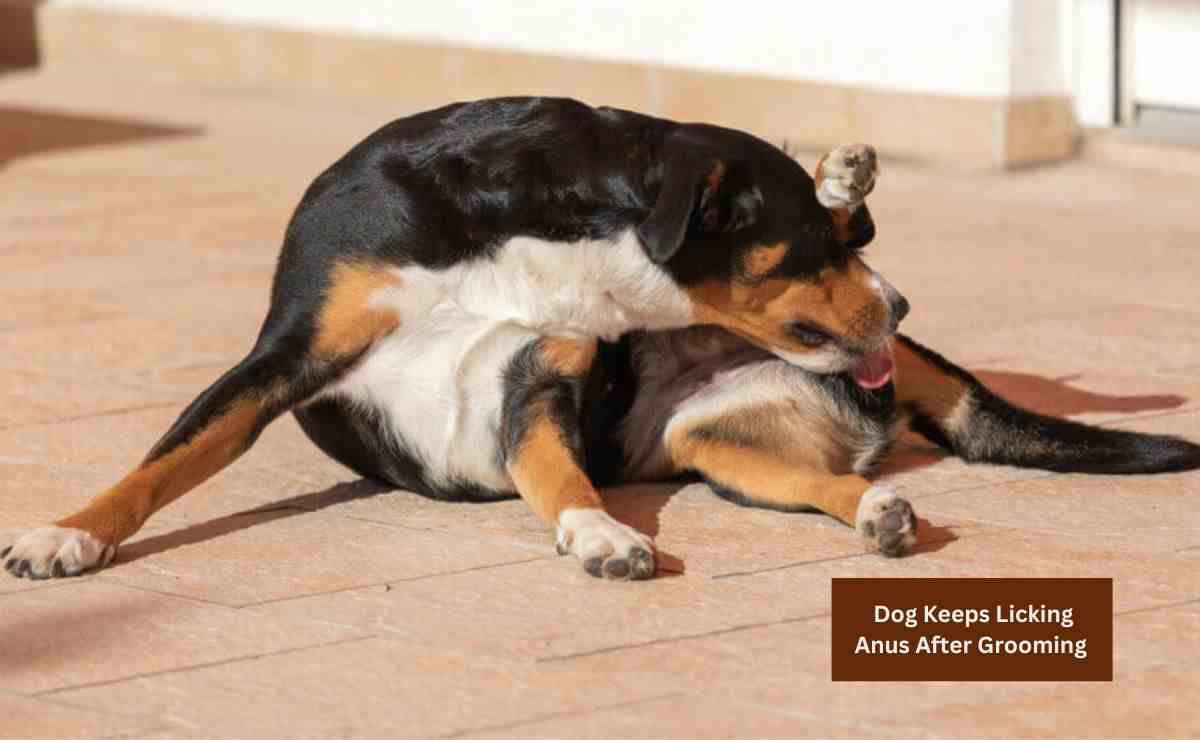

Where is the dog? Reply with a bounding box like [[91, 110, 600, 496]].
[[5, 97, 1199, 581]]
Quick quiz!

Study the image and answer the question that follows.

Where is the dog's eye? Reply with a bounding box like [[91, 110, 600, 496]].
[[787, 321, 833, 348]]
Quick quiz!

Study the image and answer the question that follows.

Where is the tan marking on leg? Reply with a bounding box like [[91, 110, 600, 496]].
[[313, 261, 401, 358], [505, 337, 603, 524], [684, 401, 849, 474], [56, 396, 265, 545], [669, 431, 871, 525], [892, 338, 974, 427], [507, 415, 602, 524]]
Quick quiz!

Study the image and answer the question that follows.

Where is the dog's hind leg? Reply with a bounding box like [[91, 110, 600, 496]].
[[501, 336, 656, 580], [3, 259, 401, 579], [667, 428, 918, 557]]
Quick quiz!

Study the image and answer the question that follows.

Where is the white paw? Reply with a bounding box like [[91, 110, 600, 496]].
[[855, 486, 918, 557], [816, 143, 878, 210], [2, 526, 114, 579], [556, 508, 656, 580]]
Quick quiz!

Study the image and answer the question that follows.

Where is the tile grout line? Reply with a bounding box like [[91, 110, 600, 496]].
[[0, 402, 183, 432], [1115, 596, 1200, 618], [536, 612, 831, 664], [439, 692, 685, 739], [0, 578, 94, 598], [896, 471, 1060, 502], [711, 551, 872, 579], [241, 555, 550, 608], [91, 576, 249, 611], [35, 634, 379, 697], [709, 532, 975, 580]]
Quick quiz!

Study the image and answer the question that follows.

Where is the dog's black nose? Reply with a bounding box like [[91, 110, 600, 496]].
[[891, 294, 910, 329]]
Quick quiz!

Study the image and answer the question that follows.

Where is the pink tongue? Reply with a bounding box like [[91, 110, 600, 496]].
[[851, 347, 894, 389]]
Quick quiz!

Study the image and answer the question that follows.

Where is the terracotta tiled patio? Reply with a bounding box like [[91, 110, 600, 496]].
[[2, 68, 1198, 738]]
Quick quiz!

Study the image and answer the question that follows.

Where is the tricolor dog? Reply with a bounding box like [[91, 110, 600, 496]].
[[5, 98, 1199, 581]]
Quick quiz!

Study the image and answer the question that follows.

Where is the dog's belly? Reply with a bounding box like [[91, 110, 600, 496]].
[[319, 309, 537, 496]]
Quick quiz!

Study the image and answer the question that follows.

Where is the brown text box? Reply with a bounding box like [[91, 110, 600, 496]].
[[831, 578, 1112, 681]]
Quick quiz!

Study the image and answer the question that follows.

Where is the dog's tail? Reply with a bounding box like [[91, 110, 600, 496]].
[[893, 334, 1200, 474]]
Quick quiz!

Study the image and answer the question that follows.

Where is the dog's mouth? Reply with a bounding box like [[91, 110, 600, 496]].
[[849, 345, 894, 389]]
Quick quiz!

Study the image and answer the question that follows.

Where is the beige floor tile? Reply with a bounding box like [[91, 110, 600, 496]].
[[0, 406, 188, 474], [0, 406, 344, 484], [267, 473, 552, 550], [462, 694, 861, 739], [251, 557, 829, 662], [0, 369, 184, 430], [0, 292, 122, 332], [52, 637, 677, 738], [0, 692, 163, 739], [0, 313, 259, 386], [97, 507, 541, 607], [917, 472, 1200, 553], [870, 665, 1198, 738], [0, 581, 364, 694], [931, 304, 1200, 378], [1114, 601, 1200, 675]]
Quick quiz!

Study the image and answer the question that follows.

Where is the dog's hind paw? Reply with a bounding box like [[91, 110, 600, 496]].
[[855, 486, 918, 557], [556, 508, 656, 580], [2, 526, 115, 579], [816, 143, 878, 210]]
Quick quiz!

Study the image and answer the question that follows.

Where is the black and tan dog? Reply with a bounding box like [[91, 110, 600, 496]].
[[5, 97, 1199, 581]]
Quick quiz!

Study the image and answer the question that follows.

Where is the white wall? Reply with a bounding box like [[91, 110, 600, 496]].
[[59, 0, 1027, 98], [59, 0, 1111, 121]]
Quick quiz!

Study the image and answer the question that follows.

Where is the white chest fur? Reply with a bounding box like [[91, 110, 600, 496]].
[[326, 229, 695, 492], [373, 229, 694, 341]]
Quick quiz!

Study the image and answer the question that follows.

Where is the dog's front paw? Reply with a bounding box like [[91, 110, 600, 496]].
[[2, 526, 115, 579], [855, 486, 917, 557], [556, 508, 656, 580], [816, 143, 878, 210]]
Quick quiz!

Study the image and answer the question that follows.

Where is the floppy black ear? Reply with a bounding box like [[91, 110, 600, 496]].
[[637, 156, 761, 264]]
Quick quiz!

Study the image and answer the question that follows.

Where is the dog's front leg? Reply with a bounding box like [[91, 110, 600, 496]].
[[500, 336, 656, 580]]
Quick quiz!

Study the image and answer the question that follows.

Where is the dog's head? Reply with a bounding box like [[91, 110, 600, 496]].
[[638, 126, 907, 385]]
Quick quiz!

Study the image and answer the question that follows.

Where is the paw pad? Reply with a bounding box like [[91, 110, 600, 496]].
[[855, 486, 918, 557]]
